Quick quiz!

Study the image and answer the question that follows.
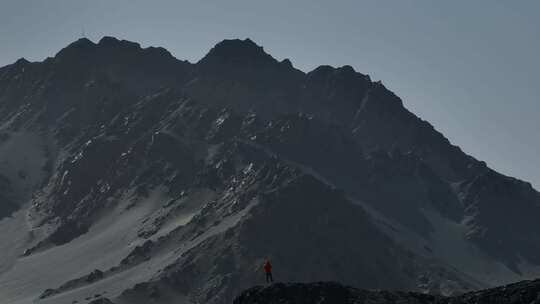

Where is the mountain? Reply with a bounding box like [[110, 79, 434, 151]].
[[0, 36, 539, 304], [234, 279, 540, 304]]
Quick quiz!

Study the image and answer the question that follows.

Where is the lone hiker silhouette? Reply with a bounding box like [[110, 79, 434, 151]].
[[263, 258, 273, 283]]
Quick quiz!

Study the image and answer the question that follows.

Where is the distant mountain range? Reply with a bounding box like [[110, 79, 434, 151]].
[[0, 36, 539, 304]]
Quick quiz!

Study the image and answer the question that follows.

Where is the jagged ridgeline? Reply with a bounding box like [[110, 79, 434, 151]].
[[0, 37, 539, 304]]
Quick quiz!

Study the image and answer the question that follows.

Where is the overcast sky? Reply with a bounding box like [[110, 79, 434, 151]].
[[1, 0, 539, 188]]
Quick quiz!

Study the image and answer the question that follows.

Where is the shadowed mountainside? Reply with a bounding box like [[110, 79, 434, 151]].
[[0, 37, 539, 304]]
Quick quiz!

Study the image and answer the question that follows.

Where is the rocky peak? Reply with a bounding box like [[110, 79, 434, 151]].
[[306, 65, 371, 86], [197, 38, 301, 81], [199, 38, 276, 66], [54, 36, 180, 67], [97, 36, 141, 50], [54, 38, 97, 60], [13, 58, 30, 66]]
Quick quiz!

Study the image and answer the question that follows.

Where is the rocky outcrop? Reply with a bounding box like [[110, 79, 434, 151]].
[[234, 280, 540, 304]]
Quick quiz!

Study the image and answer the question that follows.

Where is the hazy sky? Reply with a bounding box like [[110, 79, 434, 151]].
[[1, 0, 539, 188]]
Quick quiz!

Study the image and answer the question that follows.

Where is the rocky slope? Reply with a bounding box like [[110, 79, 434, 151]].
[[0, 37, 539, 304], [234, 279, 540, 304]]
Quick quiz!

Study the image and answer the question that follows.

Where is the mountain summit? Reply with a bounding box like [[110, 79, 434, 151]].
[[200, 38, 276, 64], [0, 37, 539, 304]]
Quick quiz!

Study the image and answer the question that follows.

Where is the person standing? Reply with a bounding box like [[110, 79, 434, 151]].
[[263, 258, 273, 283]]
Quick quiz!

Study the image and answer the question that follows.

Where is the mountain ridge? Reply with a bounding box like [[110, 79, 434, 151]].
[[0, 36, 539, 304]]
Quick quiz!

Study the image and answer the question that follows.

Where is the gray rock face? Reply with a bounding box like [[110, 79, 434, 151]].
[[0, 37, 539, 304]]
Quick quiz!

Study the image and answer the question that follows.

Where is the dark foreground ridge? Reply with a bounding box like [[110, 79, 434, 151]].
[[234, 280, 540, 304]]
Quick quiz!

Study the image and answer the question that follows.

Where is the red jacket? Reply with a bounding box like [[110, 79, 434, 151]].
[[264, 261, 272, 273]]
